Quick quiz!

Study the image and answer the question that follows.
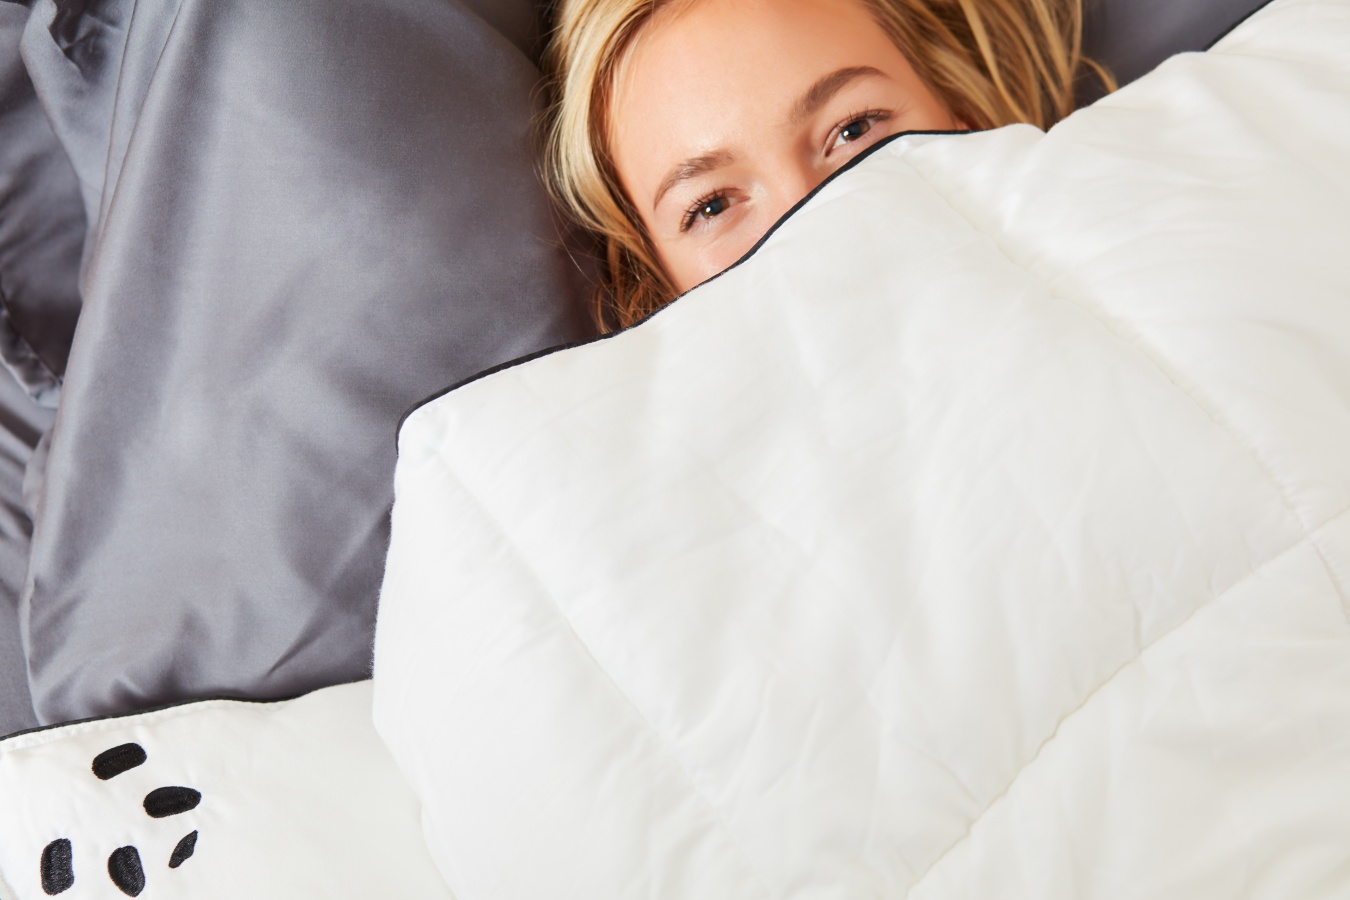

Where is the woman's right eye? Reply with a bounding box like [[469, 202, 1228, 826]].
[[681, 191, 732, 233]]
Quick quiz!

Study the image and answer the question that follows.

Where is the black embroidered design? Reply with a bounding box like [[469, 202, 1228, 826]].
[[169, 831, 198, 869], [40, 838, 75, 895], [92, 743, 148, 781], [39, 749, 205, 892], [144, 785, 202, 818], [107, 846, 145, 897]]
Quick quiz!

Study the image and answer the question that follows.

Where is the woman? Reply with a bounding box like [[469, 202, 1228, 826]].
[[541, 0, 1111, 329]]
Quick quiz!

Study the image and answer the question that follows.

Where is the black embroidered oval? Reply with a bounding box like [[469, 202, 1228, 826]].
[[92, 743, 147, 781], [168, 831, 197, 869], [107, 846, 145, 897], [40, 838, 74, 895], [143, 786, 201, 818]]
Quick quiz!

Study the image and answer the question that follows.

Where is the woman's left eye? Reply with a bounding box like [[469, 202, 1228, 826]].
[[839, 118, 872, 143], [829, 111, 888, 152], [681, 191, 734, 233]]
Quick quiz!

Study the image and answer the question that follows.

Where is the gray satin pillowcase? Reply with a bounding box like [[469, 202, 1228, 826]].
[[17, 0, 595, 724]]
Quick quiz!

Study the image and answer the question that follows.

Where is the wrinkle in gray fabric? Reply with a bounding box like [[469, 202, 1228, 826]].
[[0, 2, 83, 400], [0, 372, 50, 734], [21, 0, 595, 724]]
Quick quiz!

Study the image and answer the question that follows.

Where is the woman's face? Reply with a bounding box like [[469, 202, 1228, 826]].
[[610, 0, 962, 293]]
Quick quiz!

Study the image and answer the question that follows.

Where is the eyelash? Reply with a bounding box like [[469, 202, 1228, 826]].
[[678, 109, 893, 234]]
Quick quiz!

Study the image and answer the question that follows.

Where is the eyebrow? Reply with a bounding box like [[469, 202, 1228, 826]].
[[649, 65, 887, 213], [652, 150, 737, 212], [790, 65, 886, 125]]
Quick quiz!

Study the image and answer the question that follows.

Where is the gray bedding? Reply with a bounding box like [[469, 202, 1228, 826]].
[[0, 0, 1277, 734], [8, 0, 595, 727]]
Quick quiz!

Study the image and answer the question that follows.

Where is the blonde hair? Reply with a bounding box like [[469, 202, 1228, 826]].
[[541, 0, 1113, 331]]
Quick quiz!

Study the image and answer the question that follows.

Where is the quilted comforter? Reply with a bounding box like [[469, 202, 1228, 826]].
[[375, 0, 1350, 897]]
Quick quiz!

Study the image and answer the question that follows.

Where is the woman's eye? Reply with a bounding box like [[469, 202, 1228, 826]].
[[839, 118, 872, 143], [682, 192, 731, 232], [829, 111, 889, 152], [700, 195, 729, 219]]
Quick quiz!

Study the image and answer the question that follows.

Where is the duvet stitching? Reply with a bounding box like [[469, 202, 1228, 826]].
[[432, 459, 777, 900], [915, 162, 1350, 623], [894, 151, 1317, 536], [905, 520, 1339, 894], [894, 150, 1350, 891], [670, 424, 990, 867]]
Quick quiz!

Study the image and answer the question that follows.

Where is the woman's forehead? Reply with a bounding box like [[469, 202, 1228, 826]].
[[609, 0, 901, 182], [615, 1, 892, 126]]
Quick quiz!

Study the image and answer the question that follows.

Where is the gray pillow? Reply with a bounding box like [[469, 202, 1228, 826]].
[[19, 0, 596, 724], [1084, 0, 1274, 86]]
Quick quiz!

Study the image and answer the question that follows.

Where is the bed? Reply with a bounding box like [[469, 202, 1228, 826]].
[[1, 0, 1342, 896]]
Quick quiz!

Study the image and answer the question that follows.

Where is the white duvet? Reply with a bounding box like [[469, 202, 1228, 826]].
[[375, 1, 1350, 897]]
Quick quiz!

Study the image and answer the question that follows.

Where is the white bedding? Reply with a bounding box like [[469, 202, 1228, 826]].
[[0, 682, 454, 899], [375, 0, 1350, 897]]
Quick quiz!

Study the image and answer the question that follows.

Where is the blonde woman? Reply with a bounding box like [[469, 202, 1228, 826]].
[[541, 0, 1112, 329]]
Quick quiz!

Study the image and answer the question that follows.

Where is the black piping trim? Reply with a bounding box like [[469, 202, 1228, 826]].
[[1205, 0, 1279, 50], [0, 678, 372, 744], [395, 127, 972, 447]]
